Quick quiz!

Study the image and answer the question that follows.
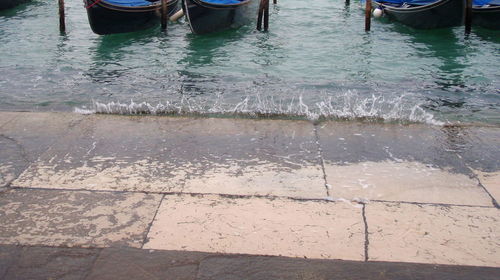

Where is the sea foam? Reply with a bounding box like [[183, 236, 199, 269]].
[[74, 90, 444, 125]]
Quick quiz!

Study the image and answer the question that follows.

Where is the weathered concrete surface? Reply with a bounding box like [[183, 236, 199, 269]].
[[2, 245, 499, 280], [87, 247, 209, 280], [1, 245, 100, 280], [317, 122, 493, 205], [14, 115, 326, 198], [0, 189, 162, 248], [144, 194, 365, 261], [367, 202, 500, 267], [0, 112, 83, 188]]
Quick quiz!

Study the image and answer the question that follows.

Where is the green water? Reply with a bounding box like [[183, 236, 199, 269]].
[[0, 0, 498, 124]]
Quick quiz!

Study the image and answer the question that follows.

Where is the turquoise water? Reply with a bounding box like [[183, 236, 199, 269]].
[[0, 0, 498, 124]]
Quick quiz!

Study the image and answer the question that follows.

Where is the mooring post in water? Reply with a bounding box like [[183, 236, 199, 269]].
[[257, 0, 269, 31], [58, 0, 66, 33], [161, 0, 168, 31], [365, 0, 372, 31], [257, 0, 264, 31], [273, 0, 277, 4], [264, 0, 269, 31], [465, 0, 472, 34]]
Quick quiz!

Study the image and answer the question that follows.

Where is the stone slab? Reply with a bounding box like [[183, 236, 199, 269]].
[[0, 136, 25, 188], [87, 247, 209, 280], [14, 115, 186, 193], [0, 245, 21, 279], [0, 112, 83, 162], [476, 171, 500, 206], [366, 202, 500, 267], [14, 115, 326, 198], [176, 118, 324, 198], [197, 256, 500, 280], [317, 122, 471, 172], [2, 246, 100, 280], [144, 194, 365, 261], [0, 112, 20, 128], [451, 126, 500, 172], [317, 122, 492, 205], [0, 189, 162, 248], [3, 245, 499, 280], [323, 160, 492, 206], [0, 112, 83, 188]]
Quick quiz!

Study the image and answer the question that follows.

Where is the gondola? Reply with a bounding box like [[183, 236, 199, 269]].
[[182, 0, 259, 34], [0, 0, 30, 10], [472, 0, 500, 29], [367, 0, 466, 29], [84, 0, 180, 35]]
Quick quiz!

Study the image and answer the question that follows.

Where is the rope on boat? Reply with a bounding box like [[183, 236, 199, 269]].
[[85, 0, 103, 9]]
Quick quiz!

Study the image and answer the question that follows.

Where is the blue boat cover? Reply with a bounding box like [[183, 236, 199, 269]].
[[375, 0, 500, 5], [101, 0, 247, 7], [104, 0, 156, 6], [473, 0, 500, 5], [374, 0, 438, 4], [200, 0, 245, 4], [104, 0, 157, 6]]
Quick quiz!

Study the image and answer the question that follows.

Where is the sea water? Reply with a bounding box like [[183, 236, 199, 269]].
[[0, 0, 498, 125]]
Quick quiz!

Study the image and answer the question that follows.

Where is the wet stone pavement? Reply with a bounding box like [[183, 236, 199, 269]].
[[1, 245, 500, 280], [0, 112, 499, 279]]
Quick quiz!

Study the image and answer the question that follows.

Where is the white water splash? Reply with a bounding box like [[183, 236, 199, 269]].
[[73, 107, 95, 115], [74, 90, 444, 125]]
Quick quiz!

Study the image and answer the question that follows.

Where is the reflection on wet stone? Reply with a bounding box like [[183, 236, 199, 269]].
[[14, 115, 326, 198], [317, 122, 493, 205], [0, 112, 84, 189]]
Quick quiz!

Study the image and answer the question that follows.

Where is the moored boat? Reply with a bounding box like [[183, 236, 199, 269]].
[[367, 0, 466, 29], [0, 0, 30, 10], [472, 0, 500, 29], [182, 0, 259, 34], [84, 0, 180, 35]]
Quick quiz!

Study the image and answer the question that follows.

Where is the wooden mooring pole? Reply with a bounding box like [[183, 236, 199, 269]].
[[365, 0, 372, 31], [465, 0, 472, 34], [161, 0, 168, 31], [257, 0, 263, 31], [257, 0, 270, 31], [58, 0, 66, 33], [264, 0, 269, 31]]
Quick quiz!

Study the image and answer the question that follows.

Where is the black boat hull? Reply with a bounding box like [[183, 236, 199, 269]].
[[472, 5, 500, 29], [375, 0, 465, 29], [84, 0, 179, 35], [0, 0, 30, 10], [183, 0, 258, 34]]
